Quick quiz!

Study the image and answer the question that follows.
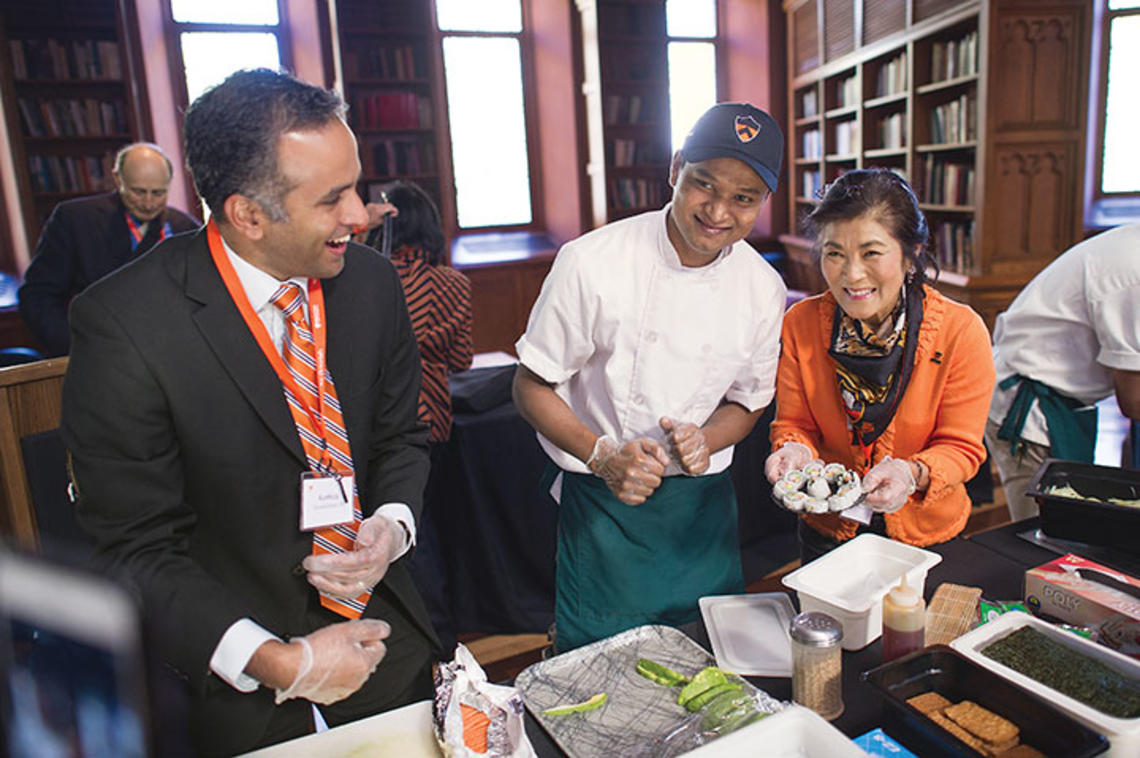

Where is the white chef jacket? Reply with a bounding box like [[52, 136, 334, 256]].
[[516, 205, 786, 476], [989, 223, 1140, 446]]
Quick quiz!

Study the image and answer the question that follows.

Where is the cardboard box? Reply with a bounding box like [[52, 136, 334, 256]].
[[1024, 553, 1140, 659]]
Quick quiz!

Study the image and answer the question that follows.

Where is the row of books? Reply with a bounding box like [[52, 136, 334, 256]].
[[931, 30, 978, 82], [876, 112, 906, 150], [931, 219, 975, 272], [17, 97, 127, 139], [800, 88, 818, 118], [929, 93, 976, 145], [875, 52, 908, 98], [833, 120, 858, 156], [802, 129, 822, 159], [602, 49, 662, 83], [603, 94, 659, 125], [609, 178, 667, 210], [922, 156, 976, 206], [610, 138, 668, 167], [27, 153, 112, 194], [338, 0, 427, 32], [361, 138, 437, 177], [834, 75, 859, 109], [344, 43, 426, 80], [801, 169, 822, 200], [352, 92, 433, 130], [9, 38, 121, 81]]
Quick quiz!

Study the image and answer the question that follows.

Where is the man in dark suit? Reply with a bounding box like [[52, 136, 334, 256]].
[[18, 142, 199, 356], [61, 70, 438, 756]]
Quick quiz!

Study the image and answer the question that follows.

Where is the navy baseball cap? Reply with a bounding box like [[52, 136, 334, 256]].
[[680, 103, 784, 193]]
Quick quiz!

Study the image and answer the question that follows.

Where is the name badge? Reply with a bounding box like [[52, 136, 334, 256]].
[[300, 471, 355, 531]]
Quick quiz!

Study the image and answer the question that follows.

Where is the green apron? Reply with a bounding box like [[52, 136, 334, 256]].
[[996, 374, 1098, 462], [552, 466, 744, 652]]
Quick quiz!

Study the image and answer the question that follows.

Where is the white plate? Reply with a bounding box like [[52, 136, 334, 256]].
[[698, 593, 795, 677], [235, 700, 441, 758], [680, 705, 867, 757]]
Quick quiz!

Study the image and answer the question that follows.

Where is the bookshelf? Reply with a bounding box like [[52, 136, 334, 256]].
[[579, 0, 671, 224], [0, 0, 147, 254], [333, 0, 452, 235], [780, 0, 1092, 329]]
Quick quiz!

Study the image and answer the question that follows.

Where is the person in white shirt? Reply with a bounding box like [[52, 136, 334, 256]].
[[513, 103, 787, 651], [986, 223, 1140, 520]]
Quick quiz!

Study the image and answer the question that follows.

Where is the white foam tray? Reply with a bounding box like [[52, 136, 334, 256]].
[[699, 593, 795, 677], [950, 611, 1140, 758], [680, 704, 867, 757], [781, 533, 941, 650]]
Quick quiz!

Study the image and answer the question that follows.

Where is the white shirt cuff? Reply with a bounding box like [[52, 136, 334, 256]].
[[210, 618, 280, 692], [374, 502, 416, 559]]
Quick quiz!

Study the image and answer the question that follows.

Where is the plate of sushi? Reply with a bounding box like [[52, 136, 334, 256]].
[[771, 460, 864, 515]]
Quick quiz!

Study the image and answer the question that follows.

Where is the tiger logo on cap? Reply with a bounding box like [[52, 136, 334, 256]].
[[735, 114, 761, 143]]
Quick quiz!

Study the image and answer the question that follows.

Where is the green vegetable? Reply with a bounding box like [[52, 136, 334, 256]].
[[636, 657, 690, 686], [676, 666, 729, 707], [684, 682, 743, 712], [699, 689, 754, 723], [541, 692, 608, 715]]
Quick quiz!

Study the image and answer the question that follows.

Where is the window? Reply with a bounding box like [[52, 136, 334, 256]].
[[666, 0, 719, 151], [165, 0, 288, 106], [435, 0, 534, 229], [1089, 0, 1140, 224]]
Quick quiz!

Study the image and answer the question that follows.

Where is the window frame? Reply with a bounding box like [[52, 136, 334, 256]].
[[160, 0, 293, 216], [1086, 0, 1140, 228], [432, 0, 543, 235], [666, 0, 724, 153]]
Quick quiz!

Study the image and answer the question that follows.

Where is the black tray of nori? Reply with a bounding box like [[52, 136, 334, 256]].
[[1025, 458, 1140, 556], [862, 646, 1108, 757]]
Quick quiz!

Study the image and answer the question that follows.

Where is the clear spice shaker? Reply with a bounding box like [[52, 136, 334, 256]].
[[789, 610, 844, 720]]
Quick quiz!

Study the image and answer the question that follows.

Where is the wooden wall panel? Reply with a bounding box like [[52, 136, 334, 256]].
[[914, 0, 962, 23], [823, 0, 854, 61], [792, 0, 819, 75], [863, 0, 906, 46], [988, 144, 1077, 267], [992, 10, 1084, 131]]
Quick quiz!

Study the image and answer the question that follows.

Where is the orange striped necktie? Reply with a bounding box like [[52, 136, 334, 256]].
[[270, 282, 370, 619]]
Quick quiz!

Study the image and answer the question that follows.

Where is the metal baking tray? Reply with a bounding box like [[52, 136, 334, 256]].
[[514, 625, 783, 758], [1025, 458, 1140, 555]]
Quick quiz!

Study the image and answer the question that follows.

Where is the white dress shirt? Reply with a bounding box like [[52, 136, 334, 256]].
[[209, 233, 416, 692], [516, 205, 786, 476]]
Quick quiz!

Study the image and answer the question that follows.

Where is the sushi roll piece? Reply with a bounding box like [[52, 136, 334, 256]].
[[822, 462, 847, 483], [836, 469, 861, 488], [781, 469, 806, 489], [802, 461, 825, 480], [806, 476, 831, 499], [805, 496, 829, 514], [782, 491, 808, 513], [827, 493, 846, 512], [772, 479, 799, 503], [832, 481, 862, 509]]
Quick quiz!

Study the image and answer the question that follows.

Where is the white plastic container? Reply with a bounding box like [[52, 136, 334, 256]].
[[680, 704, 867, 757], [781, 533, 942, 650], [951, 610, 1140, 758]]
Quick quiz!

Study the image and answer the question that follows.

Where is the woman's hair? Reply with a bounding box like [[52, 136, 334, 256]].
[[804, 168, 937, 287], [386, 181, 446, 266]]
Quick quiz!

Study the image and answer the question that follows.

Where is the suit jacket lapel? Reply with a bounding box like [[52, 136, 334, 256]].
[[183, 232, 307, 466]]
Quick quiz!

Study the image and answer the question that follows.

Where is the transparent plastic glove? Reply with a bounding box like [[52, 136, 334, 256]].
[[274, 619, 390, 705], [764, 441, 814, 483], [587, 435, 670, 506], [659, 417, 710, 475], [303, 512, 405, 600], [861, 456, 917, 514]]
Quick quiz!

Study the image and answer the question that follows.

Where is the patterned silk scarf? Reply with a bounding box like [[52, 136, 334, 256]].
[[829, 285, 925, 452]]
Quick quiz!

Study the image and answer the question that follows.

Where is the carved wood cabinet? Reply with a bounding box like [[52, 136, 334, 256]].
[[780, 0, 1092, 330]]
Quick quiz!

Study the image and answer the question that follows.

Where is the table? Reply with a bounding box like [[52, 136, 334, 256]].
[[519, 526, 1061, 756]]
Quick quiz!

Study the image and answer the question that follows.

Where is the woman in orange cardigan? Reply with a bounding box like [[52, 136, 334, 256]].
[[766, 169, 994, 561]]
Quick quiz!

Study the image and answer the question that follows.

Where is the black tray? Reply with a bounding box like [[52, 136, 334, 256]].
[[862, 645, 1108, 758], [1025, 458, 1140, 556]]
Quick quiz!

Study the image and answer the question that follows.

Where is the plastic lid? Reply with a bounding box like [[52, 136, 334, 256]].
[[887, 577, 921, 608], [789, 611, 843, 646]]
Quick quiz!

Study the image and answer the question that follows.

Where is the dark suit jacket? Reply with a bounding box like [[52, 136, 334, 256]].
[[18, 191, 199, 356], [61, 228, 437, 755]]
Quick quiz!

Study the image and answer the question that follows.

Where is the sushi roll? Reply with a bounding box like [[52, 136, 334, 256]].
[[836, 469, 861, 488], [806, 476, 831, 499], [805, 496, 829, 514], [802, 461, 825, 480], [822, 462, 847, 483], [781, 469, 806, 489], [831, 481, 862, 509], [782, 491, 808, 513], [772, 479, 799, 503], [827, 493, 846, 512]]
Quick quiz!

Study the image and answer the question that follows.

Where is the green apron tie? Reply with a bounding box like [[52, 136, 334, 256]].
[[996, 374, 1097, 462], [552, 466, 743, 652]]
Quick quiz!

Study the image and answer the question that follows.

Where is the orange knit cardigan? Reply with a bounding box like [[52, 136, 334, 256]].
[[770, 285, 995, 546]]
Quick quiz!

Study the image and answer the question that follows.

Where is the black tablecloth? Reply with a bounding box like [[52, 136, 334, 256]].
[[521, 528, 1058, 756]]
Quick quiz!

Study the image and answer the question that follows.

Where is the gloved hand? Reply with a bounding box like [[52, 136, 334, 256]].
[[587, 435, 671, 506], [274, 620, 390, 705], [363, 200, 398, 230], [303, 512, 406, 600], [861, 456, 917, 514], [764, 441, 814, 483], [660, 417, 710, 475]]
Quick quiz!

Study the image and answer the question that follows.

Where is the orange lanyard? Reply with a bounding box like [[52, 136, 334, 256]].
[[206, 219, 331, 453]]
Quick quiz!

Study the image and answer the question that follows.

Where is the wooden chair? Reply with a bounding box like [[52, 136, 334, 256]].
[[0, 357, 68, 550]]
